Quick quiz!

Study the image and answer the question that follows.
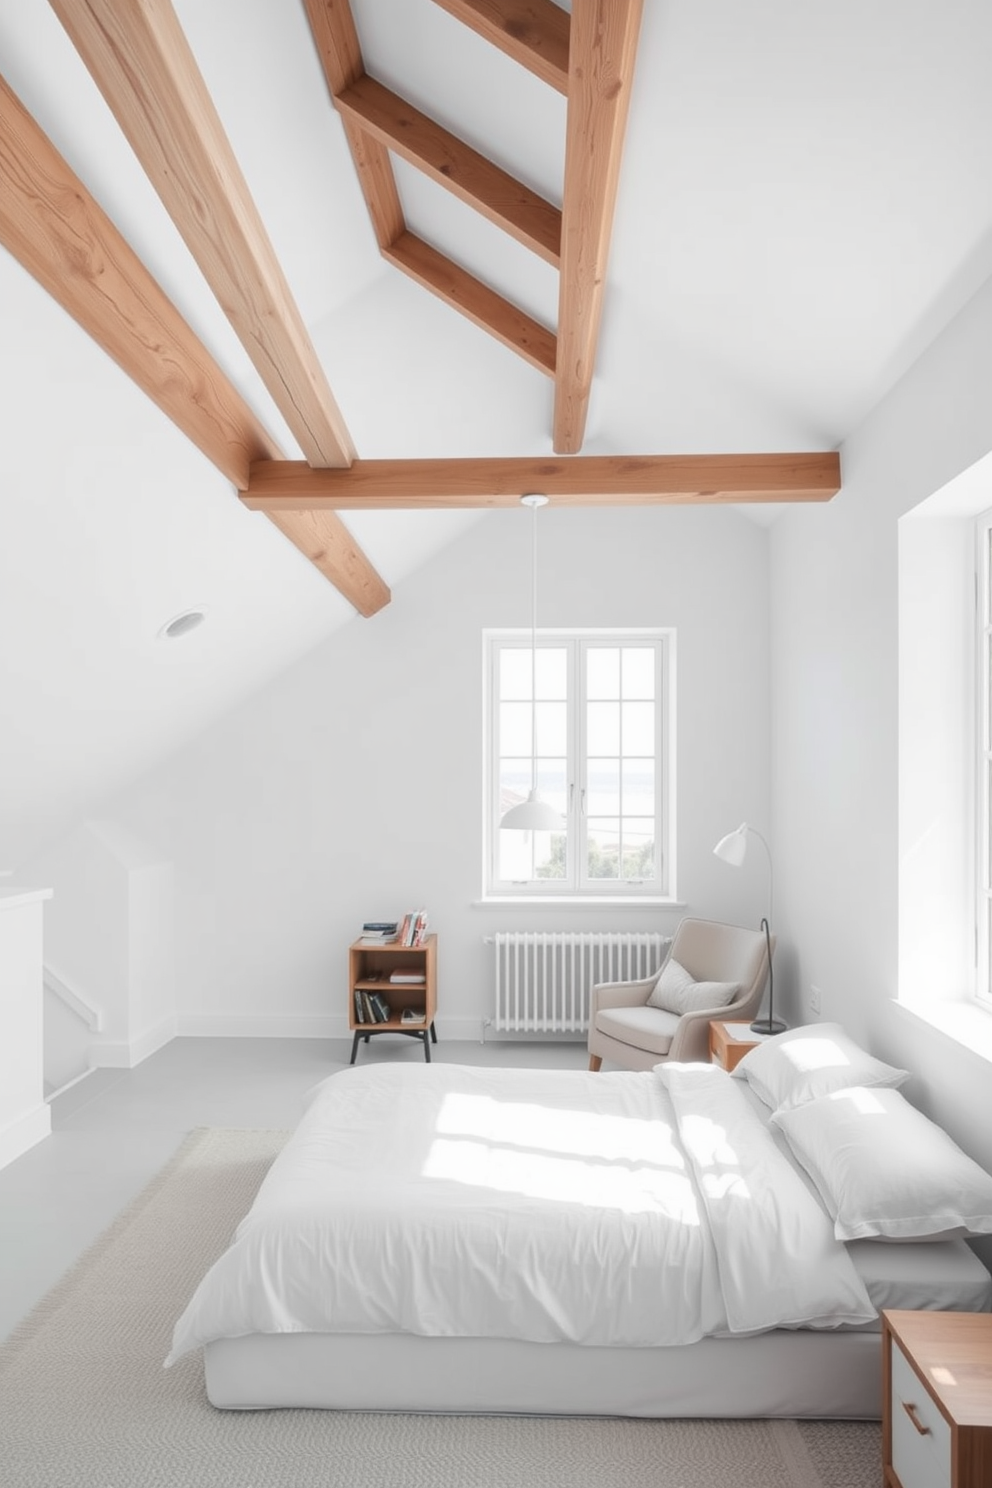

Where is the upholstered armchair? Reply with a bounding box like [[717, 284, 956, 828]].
[[587, 917, 775, 1072]]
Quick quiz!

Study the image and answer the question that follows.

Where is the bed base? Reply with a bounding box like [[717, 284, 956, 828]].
[[204, 1327, 883, 1418]]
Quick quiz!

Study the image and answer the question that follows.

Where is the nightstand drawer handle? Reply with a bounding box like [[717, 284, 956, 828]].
[[901, 1400, 931, 1437]]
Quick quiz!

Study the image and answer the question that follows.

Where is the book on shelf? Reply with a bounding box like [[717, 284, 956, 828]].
[[369, 992, 392, 1022], [400, 1006, 426, 1025], [359, 927, 398, 943], [360, 990, 376, 1023], [397, 909, 428, 947], [389, 969, 426, 984], [363, 922, 398, 932]]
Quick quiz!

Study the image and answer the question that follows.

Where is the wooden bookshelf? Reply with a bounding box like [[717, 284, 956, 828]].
[[348, 934, 437, 1064]]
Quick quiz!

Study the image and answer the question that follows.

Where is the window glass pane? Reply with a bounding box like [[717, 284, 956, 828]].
[[587, 648, 620, 699], [499, 762, 534, 811], [622, 700, 655, 755], [621, 821, 656, 879], [534, 833, 567, 880], [500, 701, 532, 757], [537, 647, 568, 699], [587, 759, 620, 815], [536, 700, 567, 755], [586, 819, 621, 879], [622, 647, 655, 700], [498, 829, 532, 881], [500, 648, 531, 700], [535, 761, 567, 814], [622, 759, 654, 815], [587, 700, 620, 754]]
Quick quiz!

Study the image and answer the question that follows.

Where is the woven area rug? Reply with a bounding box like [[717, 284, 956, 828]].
[[0, 1127, 882, 1488]]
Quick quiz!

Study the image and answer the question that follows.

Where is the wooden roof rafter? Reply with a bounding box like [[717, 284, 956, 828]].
[[305, 0, 644, 453], [40, 0, 390, 617], [304, 0, 559, 379]]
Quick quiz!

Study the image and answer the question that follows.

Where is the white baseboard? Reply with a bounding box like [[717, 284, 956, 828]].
[[91, 1015, 176, 1070], [174, 1013, 488, 1042], [0, 1102, 51, 1170]]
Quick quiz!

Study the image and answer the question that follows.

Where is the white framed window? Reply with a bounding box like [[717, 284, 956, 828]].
[[483, 629, 675, 899], [976, 512, 992, 1010]]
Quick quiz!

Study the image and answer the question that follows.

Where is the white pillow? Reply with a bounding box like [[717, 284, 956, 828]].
[[732, 1022, 909, 1112], [646, 956, 739, 1016], [772, 1085, 992, 1242]]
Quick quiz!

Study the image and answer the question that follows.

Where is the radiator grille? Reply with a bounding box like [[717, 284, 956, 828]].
[[489, 931, 670, 1034]]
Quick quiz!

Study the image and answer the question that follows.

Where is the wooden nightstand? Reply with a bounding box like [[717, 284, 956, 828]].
[[883, 1309, 992, 1488], [709, 1019, 764, 1071]]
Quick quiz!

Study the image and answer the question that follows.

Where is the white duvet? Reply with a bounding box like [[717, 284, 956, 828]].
[[166, 1061, 875, 1364]]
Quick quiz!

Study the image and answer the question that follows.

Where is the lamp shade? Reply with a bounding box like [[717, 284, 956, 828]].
[[500, 790, 565, 831], [713, 823, 748, 866]]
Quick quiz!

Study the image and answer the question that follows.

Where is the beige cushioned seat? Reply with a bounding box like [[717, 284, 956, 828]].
[[594, 1004, 681, 1058]]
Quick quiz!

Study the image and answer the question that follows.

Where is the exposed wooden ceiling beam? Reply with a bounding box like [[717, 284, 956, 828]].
[[304, 0, 559, 380], [266, 510, 390, 616], [386, 232, 556, 376], [242, 453, 841, 510], [335, 74, 562, 267], [431, 0, 570, 94], [49, 0, 356, 469], [555, 0, 644, 455], [0, 70, 276, 488], [0, 67, 389, 618]]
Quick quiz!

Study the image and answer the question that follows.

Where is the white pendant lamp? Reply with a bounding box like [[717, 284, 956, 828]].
[[500, 495, 565, 832]]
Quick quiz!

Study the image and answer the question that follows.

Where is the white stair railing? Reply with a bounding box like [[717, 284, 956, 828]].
[[43, 965, 103, 1032]]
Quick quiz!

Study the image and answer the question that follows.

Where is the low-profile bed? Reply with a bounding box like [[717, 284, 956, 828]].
[[166, 1025, 992, 1418]]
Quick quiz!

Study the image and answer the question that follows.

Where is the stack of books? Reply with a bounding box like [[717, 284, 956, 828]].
[[359, 921, 398, 944], [396, 909, 429, 946], [354, 988, 392, 1023]]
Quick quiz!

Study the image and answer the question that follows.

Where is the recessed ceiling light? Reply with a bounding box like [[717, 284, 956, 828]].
[[158, 607, 208, 640]]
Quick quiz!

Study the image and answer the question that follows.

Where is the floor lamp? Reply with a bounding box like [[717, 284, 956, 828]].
[[712, 822, 785, 1035]]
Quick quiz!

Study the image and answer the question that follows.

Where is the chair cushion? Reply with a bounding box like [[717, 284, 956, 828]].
[[646, 956, 740, 1015], [595, 1005, 681, 1056]]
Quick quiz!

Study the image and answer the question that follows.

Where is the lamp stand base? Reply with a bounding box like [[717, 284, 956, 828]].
[[750, 1016, 787, 1036]]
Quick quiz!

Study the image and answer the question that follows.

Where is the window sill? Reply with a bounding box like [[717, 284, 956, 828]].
[[896, 998, 992, 1065], [473, 897, 686, 909]]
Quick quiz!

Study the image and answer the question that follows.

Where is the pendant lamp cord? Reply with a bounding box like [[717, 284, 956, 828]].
[[529, 496, 538, 793]]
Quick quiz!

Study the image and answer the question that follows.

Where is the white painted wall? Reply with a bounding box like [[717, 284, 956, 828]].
[[770, 270, 992, 1205], [0, 889, 52, 1168], [104, 504, 771, 1040]]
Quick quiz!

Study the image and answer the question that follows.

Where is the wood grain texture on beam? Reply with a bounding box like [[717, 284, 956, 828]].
[[386, 233, 557, 376], [0, 69, 388, 615], [242, 453, 842, 509], [555, 0, 645, 454], [432, 0, 570, 94], [0, 69, 278, 487], [302, 0, 364, 94], [49, 0, 356, 468], [336, 75, 562, 267], [266, 511, 391, 617], [302, 0, 404, 251]]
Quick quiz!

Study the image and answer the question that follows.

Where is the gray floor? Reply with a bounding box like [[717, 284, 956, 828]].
[[0, 1034, 588, 1344]]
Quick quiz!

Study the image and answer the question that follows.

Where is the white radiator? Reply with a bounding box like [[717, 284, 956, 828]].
[[488, 931, 670, 1035]]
